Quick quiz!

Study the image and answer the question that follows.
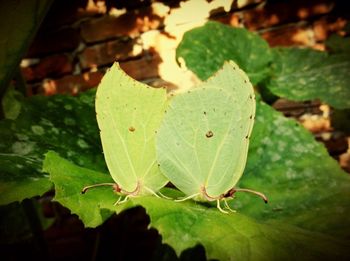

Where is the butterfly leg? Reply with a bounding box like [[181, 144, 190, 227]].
[[119, 195, 131, 205], [175, 193, 200, 202], [113, 195, 123, 205], [156, 190, 173, 200], [223, 199, 236, 213], [143, 186, 161, 198], [114, 195, 130, 205], [216, 199, 228, 214]]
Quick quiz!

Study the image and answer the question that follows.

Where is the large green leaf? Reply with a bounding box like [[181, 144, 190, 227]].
[[176, 21, 272, 85], [0, 0, 53, 97], [43, 151, 115, 228], [235, 100, 350, 240], [43, 151, 350, 260], [265, 47, 350, 109], [139, 197, 350, 261], [0, 90, 106, 205]]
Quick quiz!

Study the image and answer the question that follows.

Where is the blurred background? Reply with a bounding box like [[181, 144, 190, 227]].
[[21, 0, 349, 95]]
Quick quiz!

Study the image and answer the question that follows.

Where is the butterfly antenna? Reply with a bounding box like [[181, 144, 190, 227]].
[[115, 195, 130, 205], [234, 188, 268, 203], [157, 190, 173, 200], [81, 183, 116, 194], [223, 199, 236, 213], [114, 195, 123, 205]]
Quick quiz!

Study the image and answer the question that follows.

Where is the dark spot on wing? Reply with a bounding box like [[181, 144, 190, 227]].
[[129, 126, 135, 132], [206, 131, 214, 138]]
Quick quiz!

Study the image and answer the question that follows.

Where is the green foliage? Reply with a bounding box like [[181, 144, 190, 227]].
[[177, 21, 350, 109], [238, 100, 350, 239], [0, 0, 53, 97], [2, 19, 350, 260], [43, 151, 115, 227], [41, 68, 350, 258], [176, 21, 272, 85], [3, 58, 350, 258], [266, 47, 350, 109], [43, 152, 350, 260], [0, 90, 106, 205]]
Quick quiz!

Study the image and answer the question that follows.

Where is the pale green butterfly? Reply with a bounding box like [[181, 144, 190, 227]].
[[82, 62, 168, 204], [156, 61, 267, 213]]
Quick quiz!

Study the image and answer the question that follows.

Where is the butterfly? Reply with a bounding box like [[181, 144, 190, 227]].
[[156, 61, 267, 213]]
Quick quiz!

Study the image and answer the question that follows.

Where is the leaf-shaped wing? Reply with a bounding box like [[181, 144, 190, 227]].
[[96, 63, 168, 194], [156, 62, 255, 198]]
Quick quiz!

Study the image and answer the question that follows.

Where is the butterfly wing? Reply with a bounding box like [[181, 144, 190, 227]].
[[204, 61, 256, 196], [156, 62, 255, 199], [96, 63, 168, 195]]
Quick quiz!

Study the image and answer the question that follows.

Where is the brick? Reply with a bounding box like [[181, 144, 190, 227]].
[[313, 16, 348, 41], [243, 0, 334, 30], [120, 52, 162, 81], [39, 71, 104, 95], [37, 52, 161, 95], [79, 38, 141, 69], [26, 27, 81, 57], [261, 24, 314, 47], [39, 0, 104, 30], [81, 8, 163, 43], [21, 54, 73, 82]]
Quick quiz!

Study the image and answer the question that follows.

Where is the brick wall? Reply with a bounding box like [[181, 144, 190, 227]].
[[21, 0, 349, 95]]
